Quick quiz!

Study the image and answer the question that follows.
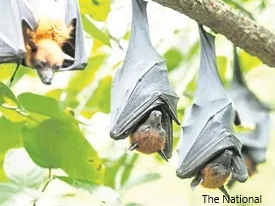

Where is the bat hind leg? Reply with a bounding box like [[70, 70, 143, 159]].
[[9, 61, 21, 87]]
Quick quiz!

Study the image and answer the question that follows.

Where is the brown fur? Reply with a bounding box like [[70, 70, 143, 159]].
[[129, 129, 165, 154], [200, 164, 231, 189], [244, 156, 257, 177], [23, 18, 73, 68]]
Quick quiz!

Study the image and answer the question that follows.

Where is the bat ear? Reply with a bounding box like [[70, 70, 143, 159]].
[[190, 175, 203, 191], [128, 143, 139, 152], [28, 40, 38, 53], [157, 150, 169, 162], [219, 186, 229, 198]]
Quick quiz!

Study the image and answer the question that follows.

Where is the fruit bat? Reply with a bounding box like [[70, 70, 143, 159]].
[[0, 0, 87, 85], [109, 0, 180, 161], [227, 48, 272, 187], [176, 25, 248, 196]]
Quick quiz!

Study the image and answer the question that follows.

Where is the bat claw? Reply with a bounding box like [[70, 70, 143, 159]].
[[157, 150, 169, 162], [219, 186, 229, 198], [128, 143, 139, 152]]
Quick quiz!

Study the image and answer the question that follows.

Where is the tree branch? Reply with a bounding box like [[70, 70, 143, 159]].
[[152, 0, 275, 67]]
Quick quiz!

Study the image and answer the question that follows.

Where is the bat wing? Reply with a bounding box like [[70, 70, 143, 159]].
[[177, 25, 248, 182], [228, 48, 272, 163], [194, 25, 227, 106], [0, 0, 35, 64], [110, 0, 179, 139], [59, 0, 87, 71], [240, 115, 272, 163]]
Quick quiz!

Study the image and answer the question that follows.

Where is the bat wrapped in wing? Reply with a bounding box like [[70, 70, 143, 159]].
[[176, 25, 248, 196], [227, 48, 272, 187], [0, 0, 87, 85], [110, 0, 180, 161]]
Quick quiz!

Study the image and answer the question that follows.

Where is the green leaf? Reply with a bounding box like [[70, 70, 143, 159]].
[[18, 93, 77, 123], [79, 0, 111, 21], [67, 55, 106, 95], [239, 50, 262, 73], [0, 117, 23, 182], [0, 82, 20, 108], [121, 173, 161, 190], [22, 119, 104, 183], [0, 82, 27, 122], [163, 48, 183, 71], [82, 76, 112, 118], [82, 15, 111, 46]]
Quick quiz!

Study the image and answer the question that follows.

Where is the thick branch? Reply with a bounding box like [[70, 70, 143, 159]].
[[153, 0, 275, 67]]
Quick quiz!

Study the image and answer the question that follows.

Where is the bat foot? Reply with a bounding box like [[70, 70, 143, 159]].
[[157, 150, 169, 162], [219, 186, 229, 198]]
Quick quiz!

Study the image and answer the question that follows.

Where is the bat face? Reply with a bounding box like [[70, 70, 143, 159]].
[[27, 39, 64, 84], [176, 25, 248, 196], [110, 0, 179, 161], [0, 0, 87, 85]]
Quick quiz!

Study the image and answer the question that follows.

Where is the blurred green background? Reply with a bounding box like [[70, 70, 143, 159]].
[[0, 0, 275, 205]]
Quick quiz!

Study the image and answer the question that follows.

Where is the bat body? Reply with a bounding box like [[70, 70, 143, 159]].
[[227, 48, 272, 187], [110, 0, 179, 161], [0, 0, 87, 85], [177, 25, 248, 196], [129, 110, 168, 160]]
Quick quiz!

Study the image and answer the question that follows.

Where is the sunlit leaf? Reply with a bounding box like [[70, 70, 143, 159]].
[[121, 173, 161, 190], [18, 93, 77, 123], [82, 76, 112, 118], [239, 50, 262, 73], [44, 89, 63, 101], [163, 48, 183, 71], [82, 15, 111, 47], [79, 0, 111, 21], [67, 55, 106, 95], [22, 119, 104, 183], [0, 82, 20, 108], [0, 117, 23, 182]]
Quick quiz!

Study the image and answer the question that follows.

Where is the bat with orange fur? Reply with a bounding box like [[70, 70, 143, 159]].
[[0, 0, 87, 85]]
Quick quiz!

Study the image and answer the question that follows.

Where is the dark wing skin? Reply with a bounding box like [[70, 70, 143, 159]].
[[176, 25, 248, 182], [59, 0, 87, 71], [228, 48, 272, 164], [0, 0, 87, 71], [110, 0, 179, 159]]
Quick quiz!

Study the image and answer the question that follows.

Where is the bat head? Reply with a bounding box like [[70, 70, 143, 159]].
[[29, 39, 64, 85], [213, 149, 233, 168]]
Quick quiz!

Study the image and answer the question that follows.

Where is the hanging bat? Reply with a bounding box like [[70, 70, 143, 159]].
[[110, 0, 180, 161], [227, 48, 272, 187], [176, 25, 248, 197], [0, 0, 87, 85]]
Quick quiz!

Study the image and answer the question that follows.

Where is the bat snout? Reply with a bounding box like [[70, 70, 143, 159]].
[[150, 110, 162, 119], [37, 67, 55, 85]]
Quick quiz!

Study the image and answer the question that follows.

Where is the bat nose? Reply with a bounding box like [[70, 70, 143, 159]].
[[42, 78, 52, 85], [151, 110, 162, 118]]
